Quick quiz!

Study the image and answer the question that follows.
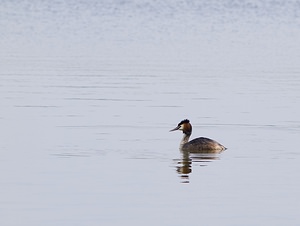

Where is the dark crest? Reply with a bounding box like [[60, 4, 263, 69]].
[[178, 119, 190, 126]]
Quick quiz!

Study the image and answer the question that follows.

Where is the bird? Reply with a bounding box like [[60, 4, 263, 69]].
[[170, 119, 226, 153]]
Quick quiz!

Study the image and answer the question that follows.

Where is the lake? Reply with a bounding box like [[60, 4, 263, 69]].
[[1, 1, 300, 225]]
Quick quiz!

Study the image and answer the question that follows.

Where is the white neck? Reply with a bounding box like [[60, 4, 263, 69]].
[[180, 133, 190, 148]]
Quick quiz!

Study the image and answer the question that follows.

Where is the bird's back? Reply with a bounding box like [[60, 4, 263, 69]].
[[182, 137, 226, 153]]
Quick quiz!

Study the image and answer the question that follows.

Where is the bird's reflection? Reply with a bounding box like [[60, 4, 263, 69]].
[[176, 150, 192, 183], [175, 150, 220, 183]]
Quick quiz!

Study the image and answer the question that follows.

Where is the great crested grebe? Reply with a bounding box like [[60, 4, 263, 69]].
[[170, 119, 226, 153]]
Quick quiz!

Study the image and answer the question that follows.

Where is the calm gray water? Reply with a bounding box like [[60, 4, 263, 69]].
[[1, 1, 300, 225]]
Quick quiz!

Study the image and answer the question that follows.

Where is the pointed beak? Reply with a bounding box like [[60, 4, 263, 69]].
[[169, 125, 180, 132]]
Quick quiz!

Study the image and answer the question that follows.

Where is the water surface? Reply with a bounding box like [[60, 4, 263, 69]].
[[1, 1, 300, 225]]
